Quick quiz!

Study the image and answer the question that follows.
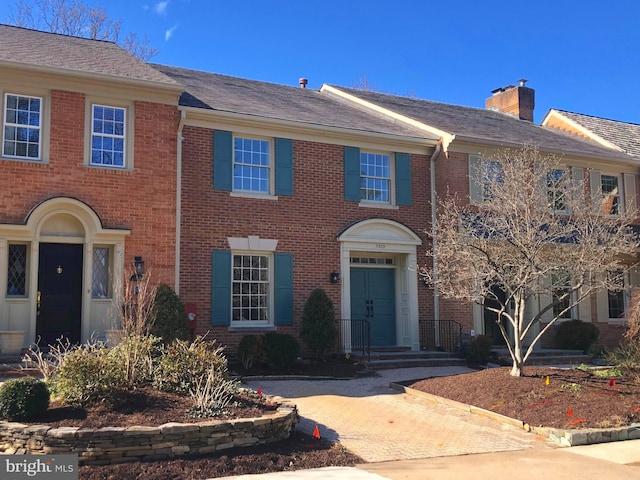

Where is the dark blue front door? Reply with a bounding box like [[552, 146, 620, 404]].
[[351, 267, 396, 346]]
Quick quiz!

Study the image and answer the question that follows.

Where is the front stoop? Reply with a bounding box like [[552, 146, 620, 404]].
[[351, 348, 466, 370]]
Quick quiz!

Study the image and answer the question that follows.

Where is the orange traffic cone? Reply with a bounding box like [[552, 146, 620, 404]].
[[313, 425, 321, 439]]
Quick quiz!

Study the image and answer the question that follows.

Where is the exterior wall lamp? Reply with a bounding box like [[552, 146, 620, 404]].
[[131, 256, 145, 281], [330, 271, 340, 283]]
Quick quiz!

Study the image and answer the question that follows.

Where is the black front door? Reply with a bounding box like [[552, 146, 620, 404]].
[[37, 243, 83, 346]]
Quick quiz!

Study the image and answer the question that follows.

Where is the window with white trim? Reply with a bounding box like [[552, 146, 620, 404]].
[[360, 151, 391, 203], [607, 270, 627, 319], [92, 246, 112, 299], [232, 253, 272, 324], [601, 174, 622, 215], [547, 168, 568, 212], [91, 104, 126, 167], [6, 244, 28, 297], [233, 137, 271, 193], [3, 93, 42, 160]]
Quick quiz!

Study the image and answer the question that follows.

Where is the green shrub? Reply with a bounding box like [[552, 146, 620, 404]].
[[153, 337, 228, 394], [300, 288, 337, 360], [606, 340, 640, 382], [466, 335, 493, 365], [264, 333, 299, 370], [237, 335, 266, 370], [151, 284, 190, 344], [51, 342, 124, 407], [108, 334, 160, 388], [0, 377, 50, 421], [555, 320, 600, 354]]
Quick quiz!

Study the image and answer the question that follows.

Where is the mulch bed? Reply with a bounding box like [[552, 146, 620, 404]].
[[408, 366, 640, 429]]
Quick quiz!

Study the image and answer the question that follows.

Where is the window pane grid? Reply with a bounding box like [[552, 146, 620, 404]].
[[601, 175, 620, 215], [91, 105, 126, 167], [7, 244, 27, 296], [92, 247, 110, 298], [547, 169, 567, 211], [233, 137, 270, 193], [551, 272, 571, 319], [232, 254, 269, 322], [360, 152, 390, 202], [3, 94, 41, 159]]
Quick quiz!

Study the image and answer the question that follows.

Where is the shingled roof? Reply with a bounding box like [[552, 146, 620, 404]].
[[325, 86, 635, 162], [151, 64, 436, 140], [547, 110, 640, 158], [0, 25, 179, 87]]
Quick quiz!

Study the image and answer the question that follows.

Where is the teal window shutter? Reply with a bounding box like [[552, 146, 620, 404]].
[[213, 130, 232, 191], [344, 146, 361, 201], [275, 138, 293, 196], [274, 253, 293, 326], [211, 250, 231, 326], [395, 152, 412, 206]]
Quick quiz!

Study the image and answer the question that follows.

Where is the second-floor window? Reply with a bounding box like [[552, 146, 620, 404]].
[[360, 152, 391, 203], [3, 93, 41, 160], [233, 137, 270, 193], [91, 105, 126, 167], [547, 169, 567, 212], [601, 174, 621, 215]]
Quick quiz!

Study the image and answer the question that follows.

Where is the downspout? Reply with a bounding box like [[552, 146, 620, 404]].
[[430, 141, 442, 347], [175, 110, 186, 294]]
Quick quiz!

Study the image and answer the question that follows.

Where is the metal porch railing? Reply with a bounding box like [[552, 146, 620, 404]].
[[336, 318, 370, 361], [419, 319, 464, 353]]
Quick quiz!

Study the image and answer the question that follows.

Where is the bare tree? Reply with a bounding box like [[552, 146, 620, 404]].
[[422, 145, 639, 376], [8, 0, 158, 60], [351, 74, 378, 91]]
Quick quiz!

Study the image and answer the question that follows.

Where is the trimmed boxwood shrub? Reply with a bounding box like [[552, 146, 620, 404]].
[[0, 376, 50, 421], [263, 333, 299, 371], [237, 334, 266, 370], [555, 319, 600, 354]]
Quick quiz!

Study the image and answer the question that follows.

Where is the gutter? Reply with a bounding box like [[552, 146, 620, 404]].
[[175, 110, 186, 293], [430, 141, 443, 347]]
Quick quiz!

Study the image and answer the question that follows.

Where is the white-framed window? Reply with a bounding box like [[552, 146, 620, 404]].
[[607, 270, 628, 320], [360, 151, 392, 203], [231, 253, 272, 325], [6, 243, 28, 297], [90, 104, 126, 167], [3, 93, 42, 160], [547, 168, 568, 212], [601, 174, 622, 215], [481, 160, 503, 201], [91, 246, 112, 299], [233, 137, 271, 194]]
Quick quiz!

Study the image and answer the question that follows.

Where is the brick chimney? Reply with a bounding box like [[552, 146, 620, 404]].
[[485, 79, 535, 121]]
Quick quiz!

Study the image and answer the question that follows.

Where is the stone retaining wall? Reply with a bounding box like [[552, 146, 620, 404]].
[[0, 403, 297, 465]]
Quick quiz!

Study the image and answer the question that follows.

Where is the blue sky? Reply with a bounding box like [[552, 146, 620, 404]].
[[2, 0, 639, 124]]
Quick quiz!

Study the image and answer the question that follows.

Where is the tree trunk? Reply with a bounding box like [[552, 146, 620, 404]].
[[510, 328, 524, 377]]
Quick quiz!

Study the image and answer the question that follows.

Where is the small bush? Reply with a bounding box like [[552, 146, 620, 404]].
[[189, 369, 240, 418], [555, 320, 600, 354], [263, 333, 299, 371], [237, 335, 266, 370], [466, 335, 493, 365], [300, 289, 337, 360], [151, 284, 190, 344], [108, 334, 160, 388], [0, 377, 50, 421], [51, 342, 124, 407], [153, 337, 228, 394], [606, 340, 640, 382]]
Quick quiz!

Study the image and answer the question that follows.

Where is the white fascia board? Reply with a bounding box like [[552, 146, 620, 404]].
[[542, 109, 622, 152]]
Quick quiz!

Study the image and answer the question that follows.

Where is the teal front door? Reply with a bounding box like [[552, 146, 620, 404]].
[[351, 267, 396, 346]]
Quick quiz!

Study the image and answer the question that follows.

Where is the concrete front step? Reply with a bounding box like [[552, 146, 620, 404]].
[[351, 349, 466, 370]]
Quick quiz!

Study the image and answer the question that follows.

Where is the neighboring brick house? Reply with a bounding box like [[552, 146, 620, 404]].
[[322, 82, 640, 348], [153, 65, 440, 353], [0, 25, 182, 349]]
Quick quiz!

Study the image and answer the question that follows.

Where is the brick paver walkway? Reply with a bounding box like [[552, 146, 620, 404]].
[[246, 367, 541, 463]]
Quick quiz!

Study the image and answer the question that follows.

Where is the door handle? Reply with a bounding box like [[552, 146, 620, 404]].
[[370, 301, 374, 317], [37, 291, 41, 316]]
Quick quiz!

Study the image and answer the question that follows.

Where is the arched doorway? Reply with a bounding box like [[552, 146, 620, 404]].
[[338, 219, 422, 351], [0, 197, 130, 348]]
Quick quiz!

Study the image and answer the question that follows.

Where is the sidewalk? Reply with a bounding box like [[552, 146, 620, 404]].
[[222, 366, 640, 479]]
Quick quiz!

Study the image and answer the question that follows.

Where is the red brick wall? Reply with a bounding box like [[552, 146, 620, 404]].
[[0, 89, 179, 284], [179, 126, 433, 350]]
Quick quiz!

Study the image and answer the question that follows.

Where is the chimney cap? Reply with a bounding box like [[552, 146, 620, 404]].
[[299, 77, 308, 88], [518, 78, 529, 87]]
